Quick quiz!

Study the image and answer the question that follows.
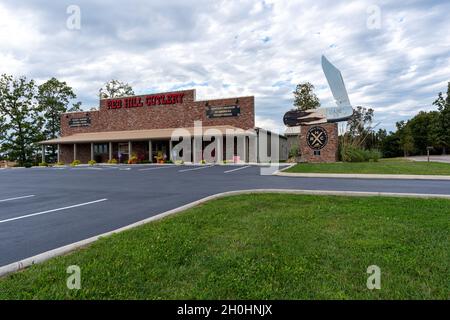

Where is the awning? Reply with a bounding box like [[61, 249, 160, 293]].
[[39, 125, 256, 145]]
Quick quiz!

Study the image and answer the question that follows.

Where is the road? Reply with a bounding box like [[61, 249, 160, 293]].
[[1, 164, 450, 267]]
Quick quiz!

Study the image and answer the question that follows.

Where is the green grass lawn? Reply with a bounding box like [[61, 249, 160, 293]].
[[0, 194, 448, 300], [285, 158, 450, 175]]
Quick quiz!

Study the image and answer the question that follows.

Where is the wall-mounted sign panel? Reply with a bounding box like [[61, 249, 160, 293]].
[[206, 105, 240, 119], [69, 117, 91, 128]]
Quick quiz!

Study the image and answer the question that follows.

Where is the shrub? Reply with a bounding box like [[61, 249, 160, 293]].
[[141, 160, 151, 164], [341, 146, 365, 162], [38, 162, 48, 167], [289, 146, 299, 158], [368, 149, 382, 162], [56, 161, 65, 166], [107, 158, 118, 164], [15, 161, 33, 168], [128, 155, 138, 164], [165, 160, 173, 164], [200, 160, 206, 164], [155, 151, 164, 163], [71, 160, 81, 167], [88, 160, 97, 166], [341, 146, 381, 162]]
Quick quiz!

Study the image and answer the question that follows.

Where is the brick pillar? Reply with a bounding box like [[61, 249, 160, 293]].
[[299, 123, 338, 163]]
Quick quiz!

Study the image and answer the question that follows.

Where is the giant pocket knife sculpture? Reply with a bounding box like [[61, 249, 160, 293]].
[[283, 55, 354, 126]]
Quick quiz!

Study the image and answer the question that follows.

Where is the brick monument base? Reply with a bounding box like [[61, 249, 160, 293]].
[[299, 123, 338, 163]]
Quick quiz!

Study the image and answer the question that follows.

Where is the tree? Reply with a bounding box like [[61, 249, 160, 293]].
[[293, 82, 320, 111], [372, 128, 387, 151], [407, 111, 440, 154], [37, 77, 81, 162], [379, 131, 401, 158], [99, 79, 134, 99], [344, 106, 375, 149], [0, 74, 44, 164], [396, 121, 414, 157], [433, 82, 450, 154], [347, 106, 374, 137]]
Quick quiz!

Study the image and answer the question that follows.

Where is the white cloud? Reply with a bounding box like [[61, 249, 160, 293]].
[[0, 0, 449, 131]]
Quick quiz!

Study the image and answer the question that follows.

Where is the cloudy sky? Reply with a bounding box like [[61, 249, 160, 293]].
[[0, 0, 449, 132]]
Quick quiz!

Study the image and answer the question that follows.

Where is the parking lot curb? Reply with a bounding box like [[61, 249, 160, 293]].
[[275, 171, 450, 180], [1, 188, 450, 278]]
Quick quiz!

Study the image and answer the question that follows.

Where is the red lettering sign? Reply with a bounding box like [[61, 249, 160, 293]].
[[107, 93, 184, 110], [124, 97, 143, 108], [107, 99, 123, 109]]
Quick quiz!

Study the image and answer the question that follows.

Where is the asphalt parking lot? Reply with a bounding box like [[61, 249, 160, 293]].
[[1, 164, 450, 267]]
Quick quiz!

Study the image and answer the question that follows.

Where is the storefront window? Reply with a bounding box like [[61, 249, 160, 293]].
[[94, 143, 108, 154]]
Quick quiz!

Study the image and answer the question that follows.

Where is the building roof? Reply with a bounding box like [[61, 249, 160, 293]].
[[40, 126, 256, 145]]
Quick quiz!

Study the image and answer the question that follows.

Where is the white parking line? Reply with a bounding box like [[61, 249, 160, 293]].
[[0, 195, 35, 203], [224, 165, 251, 174], [0, 199, 108, 225], [139, 166, 174, 171], [178, 165, 214, 173]]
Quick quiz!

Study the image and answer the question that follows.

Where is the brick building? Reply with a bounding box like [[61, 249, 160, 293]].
[[40, 89, 288, 164]]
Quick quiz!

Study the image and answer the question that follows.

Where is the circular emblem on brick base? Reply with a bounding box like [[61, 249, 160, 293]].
[[307, 126, 328, 150]]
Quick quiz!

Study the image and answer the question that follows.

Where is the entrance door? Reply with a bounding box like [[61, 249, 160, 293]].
[[152, 140, 169, 163], [93, 143, 108, 163], [118, 143, 129, 163]]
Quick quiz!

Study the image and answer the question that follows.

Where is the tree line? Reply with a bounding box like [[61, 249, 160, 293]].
[[355, 82, 450, 157], [0, 75, 133, 165]]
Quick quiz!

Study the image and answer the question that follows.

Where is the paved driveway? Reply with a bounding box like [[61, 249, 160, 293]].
[[408, 155, 450, 163], [1, 164, 450, 267]]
